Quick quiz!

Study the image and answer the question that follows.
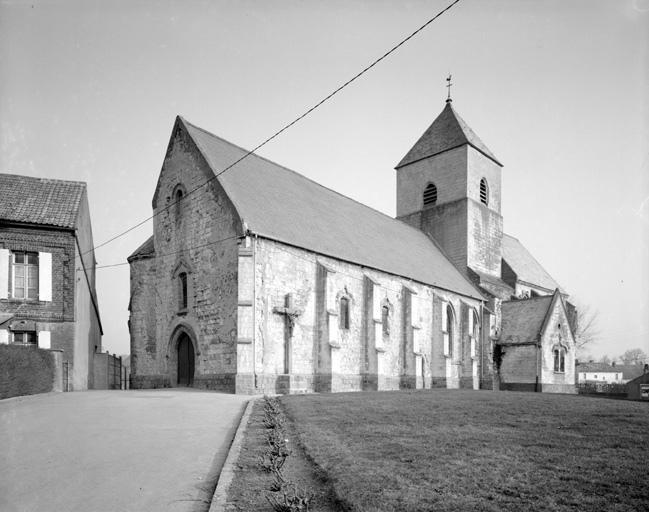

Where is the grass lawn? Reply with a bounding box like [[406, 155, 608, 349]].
[[277, 390, 649, 512]]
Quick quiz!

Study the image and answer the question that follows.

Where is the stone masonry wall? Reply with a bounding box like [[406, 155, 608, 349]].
[[396, 146, 468, 218], [130, 123, 241, 391], [247, 238, 482, 394]]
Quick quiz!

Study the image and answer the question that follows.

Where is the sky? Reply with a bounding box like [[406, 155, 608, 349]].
[[1, 0, 647, 361]]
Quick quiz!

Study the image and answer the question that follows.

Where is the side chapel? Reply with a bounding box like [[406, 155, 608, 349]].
[[128, 97, 578, 394]]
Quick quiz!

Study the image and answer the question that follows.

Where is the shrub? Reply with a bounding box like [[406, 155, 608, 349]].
[[0, 344, 55, 399]]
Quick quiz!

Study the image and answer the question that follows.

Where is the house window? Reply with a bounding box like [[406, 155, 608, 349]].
[[340, 297, 349, 329], [382, 305, 390, 336], [13, 252, 39, 300], [178, 272, 188, 310], [13, 331, 37, 345], [423, 183, 438, 206], [554, 347, 566, 373], [480, 178, 489, 205]]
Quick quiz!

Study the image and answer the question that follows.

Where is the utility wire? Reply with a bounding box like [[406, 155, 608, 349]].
[[85, 234, 240, 270], [85, 0, 462, 258]]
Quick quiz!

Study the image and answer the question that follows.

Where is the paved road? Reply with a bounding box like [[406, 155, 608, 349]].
[[0, 389, 251, 512]]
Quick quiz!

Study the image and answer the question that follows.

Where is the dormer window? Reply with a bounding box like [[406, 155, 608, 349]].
[[423, 183, 438, 206], [480, 178, 489, 206]]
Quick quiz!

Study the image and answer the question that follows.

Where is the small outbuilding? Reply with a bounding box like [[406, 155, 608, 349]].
[[625, 365, 649, 401]]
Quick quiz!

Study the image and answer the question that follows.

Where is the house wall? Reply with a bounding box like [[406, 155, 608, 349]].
[[129, 123, 241, 392], [0, 226, 96, 390], [72, 190, 102, 390], [235, 237, 482, 395]]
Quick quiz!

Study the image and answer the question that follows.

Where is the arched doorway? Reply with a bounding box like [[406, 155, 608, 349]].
[[177, 333, 195, 386]]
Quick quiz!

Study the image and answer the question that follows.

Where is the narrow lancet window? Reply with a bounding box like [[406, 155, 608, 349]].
[[340, 297, 350, 329], [179, 272, 188, 310]]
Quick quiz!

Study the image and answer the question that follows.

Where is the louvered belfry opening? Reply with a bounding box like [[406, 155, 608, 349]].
[[480, 178, 489, 205], [423, 183, 437, 206]]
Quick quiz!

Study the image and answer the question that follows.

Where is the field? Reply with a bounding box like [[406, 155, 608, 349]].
[[225, 390, 649, 511]]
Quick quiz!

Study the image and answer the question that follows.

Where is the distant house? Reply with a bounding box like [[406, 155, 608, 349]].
[[0, 173, 103, 390], [576, 362, 624, 384]]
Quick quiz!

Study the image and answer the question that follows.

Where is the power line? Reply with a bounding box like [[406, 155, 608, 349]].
[[83, 234, 241, 271], [84, 0, 462, 258]]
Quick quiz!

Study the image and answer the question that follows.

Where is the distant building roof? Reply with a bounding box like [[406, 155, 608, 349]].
[[502, 234, 564, 294], [0, 173, 86, 229], [615, 365, 647, 381], [396, 102, 501, 168], [500, 295, 554, 344], [576, 362, 618, 373], [141, 117, 485, 301]]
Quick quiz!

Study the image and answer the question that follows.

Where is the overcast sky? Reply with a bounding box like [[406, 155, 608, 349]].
[[1, 0, 647, 361]]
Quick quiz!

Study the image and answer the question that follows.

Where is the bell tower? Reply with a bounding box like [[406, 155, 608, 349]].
[[395, 96, 504, 278]]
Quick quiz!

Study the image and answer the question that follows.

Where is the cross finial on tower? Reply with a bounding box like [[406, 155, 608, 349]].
[[446, 74, 453, 103]]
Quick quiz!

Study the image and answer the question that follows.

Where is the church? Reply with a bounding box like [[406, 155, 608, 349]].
[[128, 98, 578, 395]]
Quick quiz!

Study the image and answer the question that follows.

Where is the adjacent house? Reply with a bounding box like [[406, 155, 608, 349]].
[[576, 362, 624, 384], [0, 173, 103, 391]]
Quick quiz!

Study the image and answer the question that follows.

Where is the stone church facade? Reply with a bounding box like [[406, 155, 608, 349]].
[[129, 100, 577, 394]]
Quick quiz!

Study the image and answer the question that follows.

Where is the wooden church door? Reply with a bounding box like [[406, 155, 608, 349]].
[[177, 334, 195, 386]]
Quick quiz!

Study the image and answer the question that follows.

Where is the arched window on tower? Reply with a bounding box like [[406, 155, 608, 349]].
[[423, 183, 438, 207], [480, 178, 489, 206]]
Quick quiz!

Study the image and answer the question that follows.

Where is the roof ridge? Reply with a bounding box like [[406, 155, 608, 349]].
[[0, 172, 87, 186], [182, 117, 418, 231]]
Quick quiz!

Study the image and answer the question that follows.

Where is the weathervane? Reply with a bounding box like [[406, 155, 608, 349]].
[[446, 73, 453, 103]]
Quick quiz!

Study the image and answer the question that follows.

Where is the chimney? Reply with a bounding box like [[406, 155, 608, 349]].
[[644, 364, 648, 374], [612, 361, 616, 367]]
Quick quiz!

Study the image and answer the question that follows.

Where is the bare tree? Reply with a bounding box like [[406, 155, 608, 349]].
[[571, 301, 601, 357], [599, 354, 612, 364], [620, 348, 648, 365]]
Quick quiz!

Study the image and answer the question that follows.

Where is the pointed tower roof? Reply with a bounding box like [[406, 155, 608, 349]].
[[396, 102, 502, 168]]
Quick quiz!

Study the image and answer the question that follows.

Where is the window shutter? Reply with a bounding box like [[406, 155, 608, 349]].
[[0, 329, 8, 344], [38, 331, 51, 349], [39, 252, 52, 301], [0, 249, 8, 300]]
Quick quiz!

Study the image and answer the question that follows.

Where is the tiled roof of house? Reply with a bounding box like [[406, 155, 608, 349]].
[[500, 295, 554, 344], [396, 102, 501, 168], [615, 365, 647, 381], [0, 173, 85, 229], [175, 117, 484, 301], [576, 362, 618, 373], [502, 234, 564, 294]]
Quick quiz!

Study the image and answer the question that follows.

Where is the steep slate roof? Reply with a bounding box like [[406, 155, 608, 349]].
[[181, 118, 484, 301], [500, 295, 554, 344], [0, 173, 85, 229], [396, 102, 502, 168], [502, 234, 564, 294]]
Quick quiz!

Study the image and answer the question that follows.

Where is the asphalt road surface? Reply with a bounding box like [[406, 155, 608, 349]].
[[0, 389, 251, 512]]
